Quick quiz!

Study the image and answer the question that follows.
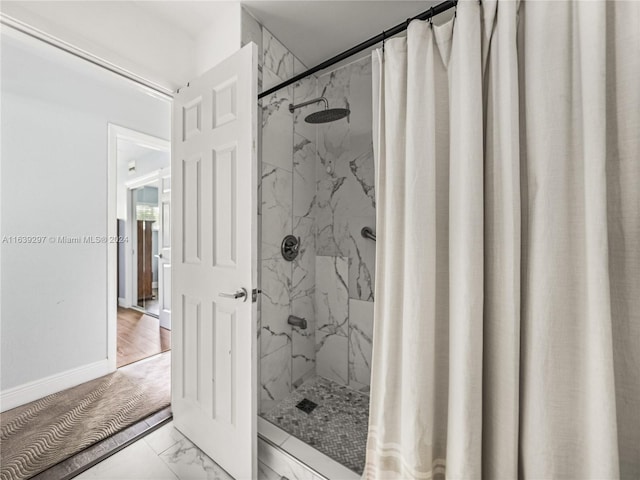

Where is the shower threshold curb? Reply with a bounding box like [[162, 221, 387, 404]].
[[258, 416, 360, 480]]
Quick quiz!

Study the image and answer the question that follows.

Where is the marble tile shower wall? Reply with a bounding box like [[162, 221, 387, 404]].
[[316, 57, 375, 393], [242, 10, 320, 413], [243, 9, 376, 413]]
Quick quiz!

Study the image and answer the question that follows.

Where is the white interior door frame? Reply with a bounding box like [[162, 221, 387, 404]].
[[108, 124, 170, 370]]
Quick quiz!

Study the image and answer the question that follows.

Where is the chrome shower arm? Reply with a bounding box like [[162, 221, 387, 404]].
[[288, 97, 328, 113]]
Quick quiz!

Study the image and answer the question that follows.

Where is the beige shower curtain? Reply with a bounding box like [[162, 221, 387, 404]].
[[366, 1, 639, 479]]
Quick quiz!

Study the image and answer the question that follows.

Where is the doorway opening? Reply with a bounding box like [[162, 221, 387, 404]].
[[111, 125, 172, 368]]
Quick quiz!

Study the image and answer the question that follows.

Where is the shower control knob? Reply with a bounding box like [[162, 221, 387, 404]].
[[281, 235, 300, 261]]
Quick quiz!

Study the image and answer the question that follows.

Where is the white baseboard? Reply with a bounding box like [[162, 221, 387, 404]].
[[0, 359, 113, 412], [118, 297, 129, 308]]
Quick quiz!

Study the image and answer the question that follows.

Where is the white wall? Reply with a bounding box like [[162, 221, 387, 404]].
[[195, 2, 242, 76], [0, 29, 171, 397]]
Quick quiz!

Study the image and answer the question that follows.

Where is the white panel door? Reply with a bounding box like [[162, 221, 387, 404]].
[[158, 167, 172, 330], [171, 43, 258, 480]]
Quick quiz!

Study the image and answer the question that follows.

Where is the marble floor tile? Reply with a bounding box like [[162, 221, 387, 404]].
[[144, 422, 188, 455], [160, 437, 233, 480], [76, 437, 178, 480], [78, 422, 235, 480]]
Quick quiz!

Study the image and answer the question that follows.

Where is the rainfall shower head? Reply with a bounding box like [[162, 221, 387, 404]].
[[304, 108, 350, 124], [288, 97, 350, 124]]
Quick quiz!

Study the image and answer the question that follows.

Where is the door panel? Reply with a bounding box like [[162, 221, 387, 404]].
[[171, 43, 258, 480]]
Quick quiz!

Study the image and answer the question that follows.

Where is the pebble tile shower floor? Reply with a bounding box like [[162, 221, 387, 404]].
[[262, 376, 369, 474]]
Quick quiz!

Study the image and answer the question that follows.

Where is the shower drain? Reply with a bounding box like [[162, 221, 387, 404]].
[[295, 398, 318, 414]]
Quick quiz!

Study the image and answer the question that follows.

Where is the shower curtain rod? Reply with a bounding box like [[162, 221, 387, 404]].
[[258, 0, 457, 99]]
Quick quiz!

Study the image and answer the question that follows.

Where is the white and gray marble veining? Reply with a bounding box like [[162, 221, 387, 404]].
[[293, 75, 318, 144], [293, 56, 307, 76], [261, 257, 291, 356], [79, 422, 238, 480], [317, 127, 375, 219], [316, 256, 349, 337], [292, 216, 315, 301], [258, 21, 300, 415], [262, 72, 293, 172], [348, 299, 374, 391], [144, 423, 187, 456], [293, 134, 317, 219], [291, 216, 316, 385], [316, 255, 349, 385], [257, 20, 376, 409], [261, 342, 292, 414], [291, 294, 315, 385], [316, 332, 349, 385], [261, 163, 292, 260], [263, 28, 294, 83], [315, 173, 351, 258], [160, 437, 233, 480], [315, 56, 376, 301], [347, 216, 375, 302]]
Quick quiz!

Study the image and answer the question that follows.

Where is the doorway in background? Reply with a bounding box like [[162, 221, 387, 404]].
[[112, 126, 171, 368]]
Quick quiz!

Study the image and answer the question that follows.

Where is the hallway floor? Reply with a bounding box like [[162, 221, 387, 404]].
[[117, 307, 170, 367], [76, 421, 232, 480]]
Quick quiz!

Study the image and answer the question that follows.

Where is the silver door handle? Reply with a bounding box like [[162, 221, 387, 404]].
[[219, 288, 248, 302], [154, 254, 163, 259]]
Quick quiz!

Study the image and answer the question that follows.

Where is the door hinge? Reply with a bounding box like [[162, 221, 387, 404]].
[[252, 288, 261, 303]]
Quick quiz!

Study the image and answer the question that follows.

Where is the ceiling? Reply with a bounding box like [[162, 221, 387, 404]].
[[242, 1, 444, 67], [132, 1, 448, 69], [131, 1, 230, 39], [118, 138, 169, 164]]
